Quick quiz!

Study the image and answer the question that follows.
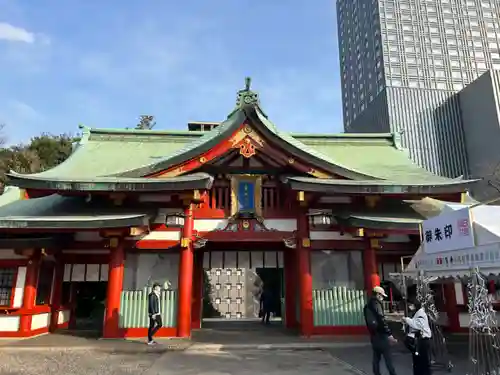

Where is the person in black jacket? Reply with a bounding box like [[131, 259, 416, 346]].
[[147, 283, 162, 345], [364, 286, 398, 375], [259, 285, 272, 325]]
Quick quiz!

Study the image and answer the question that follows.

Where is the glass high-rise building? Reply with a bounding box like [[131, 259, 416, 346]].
[[337, 0, 500, 177]]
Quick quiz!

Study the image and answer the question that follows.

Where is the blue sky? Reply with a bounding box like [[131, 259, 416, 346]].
[[0, 0, 342, 145]]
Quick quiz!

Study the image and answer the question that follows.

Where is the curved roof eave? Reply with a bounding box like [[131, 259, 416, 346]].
[[6, 171, 214, 192], [282, 176, 480, 194]]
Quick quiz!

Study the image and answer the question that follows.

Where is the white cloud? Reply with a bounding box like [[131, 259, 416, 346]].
[[0, 22, 35, 43], [7, 100, 42, 120]]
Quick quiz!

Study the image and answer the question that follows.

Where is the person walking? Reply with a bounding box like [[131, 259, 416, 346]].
[[403, 299, 432, 375], [147, 283, 163, 345], [364, 286, 398, 375], [259, 284, 272, 325]]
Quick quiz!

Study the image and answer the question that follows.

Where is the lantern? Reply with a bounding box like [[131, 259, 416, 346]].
[[165, 212, 185, 228], [308, 211, 333, 227]]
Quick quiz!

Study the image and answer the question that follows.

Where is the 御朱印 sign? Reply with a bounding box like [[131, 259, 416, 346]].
[[421, 207, 475, 254]]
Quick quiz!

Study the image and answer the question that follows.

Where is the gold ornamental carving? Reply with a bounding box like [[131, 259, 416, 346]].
[[229, 124, 265, 159], [307, 168, 331, 179]]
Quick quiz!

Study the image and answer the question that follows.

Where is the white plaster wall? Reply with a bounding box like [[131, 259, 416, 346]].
[[63, 263, 108, 282], [31, 313, 50, 330], [12, 266, 26, 308], [58, 310, 71, 325], [455, 282, 465, 305], [0, 316, 19, 332], [263, 219, 296, 231], [134, 231, 180, 241], [123, 253, 179, 290]]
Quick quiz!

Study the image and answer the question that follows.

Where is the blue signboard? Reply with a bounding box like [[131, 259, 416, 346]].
[[237, 181, 255, 211]]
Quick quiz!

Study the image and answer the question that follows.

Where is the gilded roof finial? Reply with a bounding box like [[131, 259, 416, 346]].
[[235, 77, 259, 108]]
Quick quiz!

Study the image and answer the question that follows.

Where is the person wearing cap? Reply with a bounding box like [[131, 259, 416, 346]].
[[147, 283, 163, 345], [364, 285, 398, 375]]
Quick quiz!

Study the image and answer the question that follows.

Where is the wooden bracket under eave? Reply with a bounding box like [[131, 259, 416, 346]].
[[365, 196, 380, 208], [301, 238, 311, 248], [129, 226, 148, 237], [180, 189, 203, 204], [297, 191, 305, 202], [110, 193, 126, 206], [100, 229, 127, 238], [109, 237, 120, 248], [369, 238, 380, 249]]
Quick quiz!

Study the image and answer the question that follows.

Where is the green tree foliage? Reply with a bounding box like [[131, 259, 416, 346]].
[[27, 133, 78, 170], [136, 115, 156, 130]]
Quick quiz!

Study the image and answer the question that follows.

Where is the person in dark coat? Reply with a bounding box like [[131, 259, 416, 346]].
[[147, 283, 162, 345], [259, 284, 272, 325], [364, 286, 398, 375]]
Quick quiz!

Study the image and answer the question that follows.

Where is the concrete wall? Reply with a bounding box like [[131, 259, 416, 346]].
[[459, 70, 500, 201]]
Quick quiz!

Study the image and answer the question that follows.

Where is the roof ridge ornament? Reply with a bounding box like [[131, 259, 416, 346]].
[[236, 76, 259, 109]]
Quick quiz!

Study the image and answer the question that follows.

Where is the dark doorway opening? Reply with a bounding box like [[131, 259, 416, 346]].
[[256, 267, 284, 318], [70, 282, 107, 332]]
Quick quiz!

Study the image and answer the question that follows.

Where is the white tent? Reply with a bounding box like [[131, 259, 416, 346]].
[[405, 203, 500, 279]]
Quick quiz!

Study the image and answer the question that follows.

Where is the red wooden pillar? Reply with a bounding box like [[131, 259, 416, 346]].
[[191, 250, 203, 329], [177, 204, 194, 337], [103, 240, 124, 338], [363, 239, 380, 293], [284, 248, 297, 328], [443, 282, 460, 332], [19, 250, 41, 335], [297, 212, 313, 337], [49, 256, 65, 332]]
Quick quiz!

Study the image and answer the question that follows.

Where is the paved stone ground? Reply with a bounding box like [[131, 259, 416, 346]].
[[0, 348, 164, 375], [327, 343, 469, 375], [146, 347, 362, 375], [0, 347, 370, 375]]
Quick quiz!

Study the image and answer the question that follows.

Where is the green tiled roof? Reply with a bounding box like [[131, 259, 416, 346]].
[[337, 213, 423, 231], [0, 187, 23, 207], [13, 115, 447, 182], [0, 194, 150, 229], [292, 134, 451, 182], [334, 200, 425, 230], [6, 83, 469, 186], [23, 127, 203, 179]]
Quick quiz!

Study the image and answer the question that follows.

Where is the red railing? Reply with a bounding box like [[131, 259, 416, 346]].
[[195, 182, 292, 217]]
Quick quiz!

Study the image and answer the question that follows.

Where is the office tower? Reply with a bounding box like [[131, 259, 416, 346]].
[[336, 0, 500, 177]]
